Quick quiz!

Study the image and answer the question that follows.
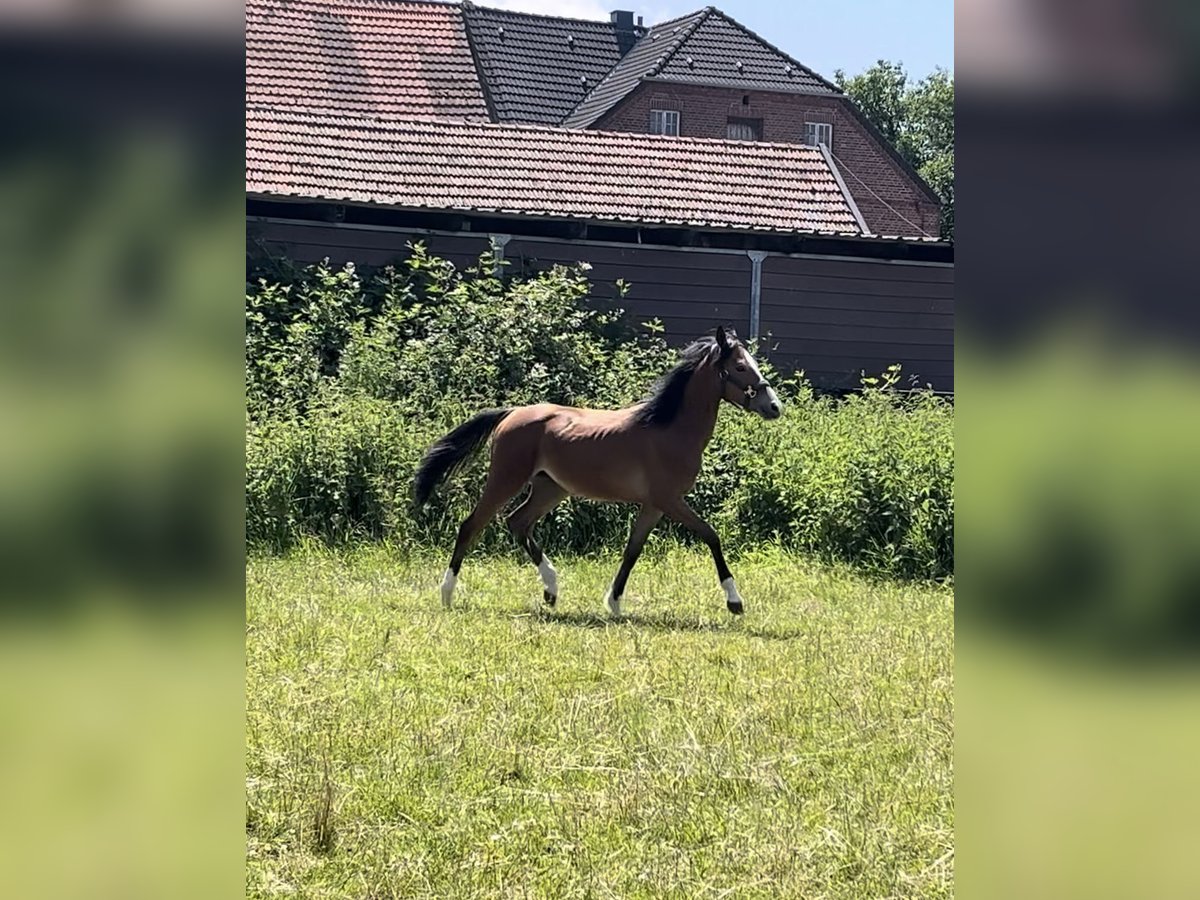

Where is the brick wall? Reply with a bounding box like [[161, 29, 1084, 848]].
[[593, 82, 941, 239]]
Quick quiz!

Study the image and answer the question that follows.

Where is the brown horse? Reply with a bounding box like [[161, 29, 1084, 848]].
[[412, 326, 782, 615]]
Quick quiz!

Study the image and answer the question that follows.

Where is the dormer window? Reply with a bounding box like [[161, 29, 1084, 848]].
[[649, 109, 680, 136], [804, 121, 833, 149]]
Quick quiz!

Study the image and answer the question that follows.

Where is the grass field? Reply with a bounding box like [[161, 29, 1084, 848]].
[[246, 545, 953, 899]]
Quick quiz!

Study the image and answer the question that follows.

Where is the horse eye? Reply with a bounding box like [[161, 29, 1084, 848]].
[[736, 363, 747, 372]]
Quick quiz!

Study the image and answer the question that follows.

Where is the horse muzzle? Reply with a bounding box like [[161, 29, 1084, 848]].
[[746, 384, 782, 420]]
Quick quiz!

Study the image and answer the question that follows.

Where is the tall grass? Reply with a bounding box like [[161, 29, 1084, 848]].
[[246, 547, 954, 899]]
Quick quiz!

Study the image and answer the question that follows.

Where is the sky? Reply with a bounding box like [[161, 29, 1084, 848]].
[[483, 0, 954, 81]]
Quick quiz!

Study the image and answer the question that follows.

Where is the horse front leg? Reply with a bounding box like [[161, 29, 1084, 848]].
[[660, 498, 744, 615]]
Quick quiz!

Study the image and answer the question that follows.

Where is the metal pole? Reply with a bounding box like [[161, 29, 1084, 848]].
[[747, 250, 767, 340]]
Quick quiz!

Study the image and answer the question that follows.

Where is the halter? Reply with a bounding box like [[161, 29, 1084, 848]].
[[719, 366, 771, 407]]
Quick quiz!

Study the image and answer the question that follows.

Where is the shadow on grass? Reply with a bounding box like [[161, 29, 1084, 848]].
[[487, 606, 807, 642]]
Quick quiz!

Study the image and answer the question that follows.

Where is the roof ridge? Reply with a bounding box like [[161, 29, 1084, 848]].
[[646, 6, 712, 79], [459, 1, 500, 122], [706, 7, 842, 94], [463, 0, 637, 29], [252, 0, 459, 7], [250, 103, 834, 154], [559, 7, 710, 127], [642, 6, 711, 32]]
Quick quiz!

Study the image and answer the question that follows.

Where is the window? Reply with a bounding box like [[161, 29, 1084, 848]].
[[804, 121, 833, 148], [726, 117, 762, 141], [649, 109, 680, 136]]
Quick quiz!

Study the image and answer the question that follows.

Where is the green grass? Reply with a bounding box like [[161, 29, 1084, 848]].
[[246, 545, 953, 898]]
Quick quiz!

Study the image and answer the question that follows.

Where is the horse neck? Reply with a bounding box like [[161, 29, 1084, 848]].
[[672, 364, 723, 450]]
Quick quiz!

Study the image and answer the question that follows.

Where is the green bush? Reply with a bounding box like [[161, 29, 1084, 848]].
[[247, 246, 665, 417], [711, 367, 954, 579], [246, 247, 954, 580]]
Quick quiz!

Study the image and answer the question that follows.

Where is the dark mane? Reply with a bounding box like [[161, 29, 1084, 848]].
[[633, 333, 733, 427]]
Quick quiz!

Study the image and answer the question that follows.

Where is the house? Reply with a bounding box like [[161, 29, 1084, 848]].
[[464, 4, 941, 239], [246, 0, 953, 391]]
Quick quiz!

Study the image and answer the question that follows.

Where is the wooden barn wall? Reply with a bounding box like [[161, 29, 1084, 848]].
[[504, 238, 751, 351], [247, 217, 953, 393], [759, 255, 954, 392], [247, 218, 492, 271]]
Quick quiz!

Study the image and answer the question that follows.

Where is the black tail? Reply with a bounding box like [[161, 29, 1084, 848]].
[[412, 408, 511, 508]]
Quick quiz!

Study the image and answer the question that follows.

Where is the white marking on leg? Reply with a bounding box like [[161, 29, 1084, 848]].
[[441, 569, 457, 609], [538, 556, 558, 597], [604, 585, 622, 616], [721, 577, 744, 609]]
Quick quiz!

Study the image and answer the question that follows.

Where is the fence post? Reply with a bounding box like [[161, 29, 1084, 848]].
[[747, 250, 768, 341]]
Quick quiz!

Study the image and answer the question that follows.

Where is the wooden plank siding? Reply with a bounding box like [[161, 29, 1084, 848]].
[[505, 238, 751, 349], [247, 218, 492, 271], [759, 255, 954, 392], [246, 217, 953, 393]]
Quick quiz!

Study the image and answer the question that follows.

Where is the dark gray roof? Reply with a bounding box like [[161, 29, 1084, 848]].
[[656, 10, 839, 93], [462, 3, 642, 125], [560, 9, 709, 129], [562, 7, 839, 129]]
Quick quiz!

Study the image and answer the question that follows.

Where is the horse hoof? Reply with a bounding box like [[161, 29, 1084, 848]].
[[726, 600, 744, 615], [604, 588, 621, 617], [543, 590, 557, 608]]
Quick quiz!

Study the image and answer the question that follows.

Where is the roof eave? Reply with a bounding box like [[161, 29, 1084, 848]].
[[838, 97, 943, 206], [246, 191, 869, 239], [640, 75, 841, 97]]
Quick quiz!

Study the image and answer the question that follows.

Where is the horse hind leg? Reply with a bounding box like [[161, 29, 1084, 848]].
[[442, 452, 532, 609], [506, 473, 568, 606], [605, 505, 663, 616]]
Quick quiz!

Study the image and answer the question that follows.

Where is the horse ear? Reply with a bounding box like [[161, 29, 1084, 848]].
[[715, 325, 730, 351]]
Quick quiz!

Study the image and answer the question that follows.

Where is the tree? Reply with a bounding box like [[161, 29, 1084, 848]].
[[834, 62, 955, 240]]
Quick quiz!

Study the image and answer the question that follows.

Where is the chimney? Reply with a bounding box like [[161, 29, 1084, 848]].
[[610, 10, 635, 30], [612, 9, 638, 56]]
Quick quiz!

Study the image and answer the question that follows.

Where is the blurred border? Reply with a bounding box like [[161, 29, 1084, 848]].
[[0, 11, 245, 899], [957, 1, 1200, 897]]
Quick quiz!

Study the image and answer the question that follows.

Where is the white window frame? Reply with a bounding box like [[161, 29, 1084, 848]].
[[649, 108, 680, 136], [804, 121, 833, 148]]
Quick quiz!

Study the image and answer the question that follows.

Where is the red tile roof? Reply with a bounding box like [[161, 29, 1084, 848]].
[[246, 0, 489, 121], [246, 107, 866, 235]]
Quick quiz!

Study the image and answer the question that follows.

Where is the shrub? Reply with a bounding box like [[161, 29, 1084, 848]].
[[246, 247, 954, 580], [247, 246, 666, 416], [713, 367, 953, 579]]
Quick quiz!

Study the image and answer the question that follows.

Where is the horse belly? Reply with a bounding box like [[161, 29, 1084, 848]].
[[533, 410, 654, 503], [540, 452, 647, 503]]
